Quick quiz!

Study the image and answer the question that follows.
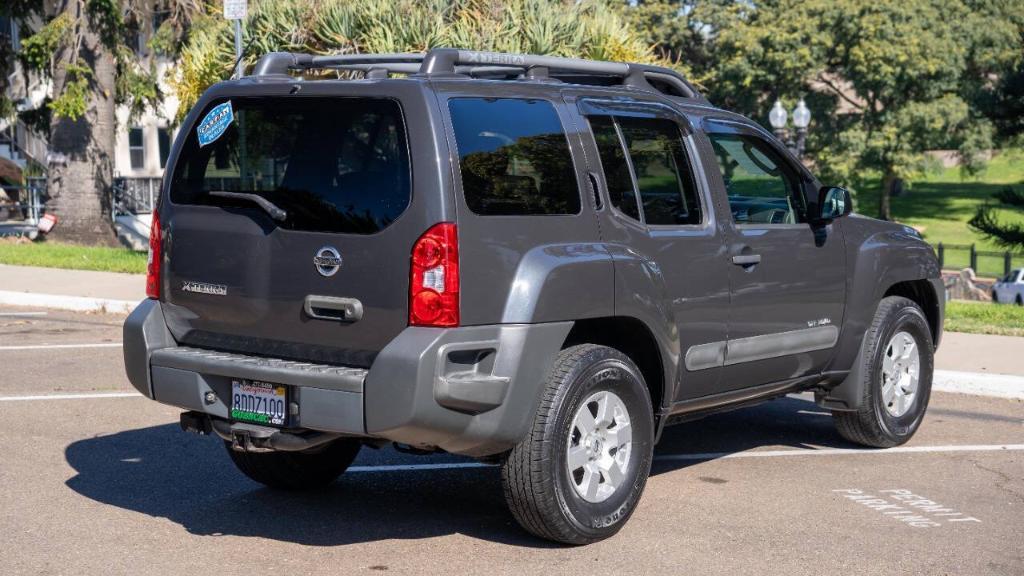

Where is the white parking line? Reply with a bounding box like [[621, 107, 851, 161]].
[[0, 311, 48, 317], [347, 444, 1024, 473], [0, 342, 122, 351], [0, 392, 141, 401], [655, 444, 1024, 462]]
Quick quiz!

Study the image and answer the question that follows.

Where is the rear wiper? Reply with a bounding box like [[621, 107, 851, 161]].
[[208, 191, 288, 222]]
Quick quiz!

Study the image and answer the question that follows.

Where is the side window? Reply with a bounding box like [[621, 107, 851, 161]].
[[708, 133, 805, 225], [588, 114, 703, 226], [617, 117, 702, 225], [449, 98, 581, 216], [588, 115, 640, 220]]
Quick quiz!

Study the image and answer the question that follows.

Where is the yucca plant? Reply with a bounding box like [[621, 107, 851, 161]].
[[170, 0, 670, 122]]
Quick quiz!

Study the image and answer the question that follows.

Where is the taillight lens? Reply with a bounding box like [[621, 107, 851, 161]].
[[409, 222, 459, 327], [146, 211, 162, 299]]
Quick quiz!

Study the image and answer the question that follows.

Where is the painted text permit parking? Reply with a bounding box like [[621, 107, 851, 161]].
[[833, 489, 981, 528]]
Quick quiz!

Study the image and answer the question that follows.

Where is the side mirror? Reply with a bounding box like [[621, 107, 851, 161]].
[[817, 186, 852, 221]]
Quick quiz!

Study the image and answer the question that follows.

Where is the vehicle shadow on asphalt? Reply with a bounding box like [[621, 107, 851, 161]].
[[63, 395, 850, 547]]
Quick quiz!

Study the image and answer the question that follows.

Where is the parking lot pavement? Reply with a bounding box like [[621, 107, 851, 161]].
[[2, 306, 1022, 576], [0, 306, 129, 395]]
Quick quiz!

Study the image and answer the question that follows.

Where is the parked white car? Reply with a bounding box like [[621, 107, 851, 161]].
[[992, 269, 1024, 305]]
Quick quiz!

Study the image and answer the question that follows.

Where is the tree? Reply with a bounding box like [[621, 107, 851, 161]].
[[969, 185, 1024, 251], [14, 0, 196, 245], [171, 0, 666, 122], [627, 0, 1023, 220]]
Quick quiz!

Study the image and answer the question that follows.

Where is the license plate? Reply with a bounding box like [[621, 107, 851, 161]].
[[230, 380, 287, 426]]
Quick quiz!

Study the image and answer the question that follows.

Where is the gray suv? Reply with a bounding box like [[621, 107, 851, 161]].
[[124, 49, 944, 545]]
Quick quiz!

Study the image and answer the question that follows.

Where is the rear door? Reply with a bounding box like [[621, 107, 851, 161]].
[[161, 81, 449, 367], [564, 91, 731, 402]]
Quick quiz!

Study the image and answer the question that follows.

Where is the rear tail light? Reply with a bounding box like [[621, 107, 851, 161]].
[[146, 211, 162, 299], [409, 222, 459, 327]]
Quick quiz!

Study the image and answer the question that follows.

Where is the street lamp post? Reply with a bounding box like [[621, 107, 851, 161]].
[[768, 98, 812, 160]]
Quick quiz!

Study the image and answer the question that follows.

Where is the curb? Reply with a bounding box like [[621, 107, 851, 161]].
[[0, 290, 139, 315], [933, 369, 1024, 400]]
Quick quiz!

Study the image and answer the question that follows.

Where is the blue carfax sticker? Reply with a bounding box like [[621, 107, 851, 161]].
[[196, 101, 234, 147]]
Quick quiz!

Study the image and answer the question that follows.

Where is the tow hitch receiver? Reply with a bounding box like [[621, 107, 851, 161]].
[[183, 415, 345, 453], [179, 411, 212, 435]]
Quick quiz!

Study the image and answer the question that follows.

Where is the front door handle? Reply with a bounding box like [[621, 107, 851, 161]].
[[731, 254, 762, 266]]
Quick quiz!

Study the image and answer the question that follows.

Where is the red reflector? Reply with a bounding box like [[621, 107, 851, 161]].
[[146, 211, 162, 299], [409, 223, 458, 327]]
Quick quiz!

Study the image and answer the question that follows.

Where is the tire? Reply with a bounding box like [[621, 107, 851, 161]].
[[225, 438, 361, 490], [832, 296, 933, 448], [1016, 294, 1023, 307], [501, 344, 654, 545]]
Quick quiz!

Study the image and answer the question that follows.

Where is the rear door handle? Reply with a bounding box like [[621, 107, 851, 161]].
[[587, 171, 602, 210], [304, 296, 363, 322], [731, 254, 762, 266]]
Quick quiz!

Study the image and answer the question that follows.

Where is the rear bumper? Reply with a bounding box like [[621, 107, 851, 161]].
[[124, 300, 571, 457]]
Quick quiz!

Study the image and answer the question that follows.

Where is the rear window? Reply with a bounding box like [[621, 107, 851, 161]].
[[449, 98, 581, 216], [170, 97, 410, 234]]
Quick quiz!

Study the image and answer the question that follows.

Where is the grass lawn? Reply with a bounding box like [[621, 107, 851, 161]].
[[0, 239, 147, 274], [853, 150, 1024, 254], [944, 300, 1024, 337]]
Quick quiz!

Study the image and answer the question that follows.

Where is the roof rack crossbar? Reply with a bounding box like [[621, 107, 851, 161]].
[[420, 48, 631, 77]]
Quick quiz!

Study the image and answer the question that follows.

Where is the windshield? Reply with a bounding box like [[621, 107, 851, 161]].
[[170, 97, 410, 234]]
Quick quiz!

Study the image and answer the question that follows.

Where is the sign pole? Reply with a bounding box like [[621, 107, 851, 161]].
[[234, 19, 243, 79], [224, 0, 248, 79]]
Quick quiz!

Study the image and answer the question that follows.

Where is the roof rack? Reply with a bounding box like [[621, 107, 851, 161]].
[[251, 49, 705, 101]]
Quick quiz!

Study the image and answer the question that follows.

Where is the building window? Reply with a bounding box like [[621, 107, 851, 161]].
[[129, 127, 145, 170], [158, 128, 171, 168]]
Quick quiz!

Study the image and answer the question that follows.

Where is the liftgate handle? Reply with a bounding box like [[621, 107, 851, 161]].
[[304, 296, 363, 322]]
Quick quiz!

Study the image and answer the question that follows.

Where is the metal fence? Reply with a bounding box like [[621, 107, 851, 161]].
[[111, 176, 161, 217], [0, 178, 47, 224], [4, 176, 158, 225], [936, 243, 1021, 278]]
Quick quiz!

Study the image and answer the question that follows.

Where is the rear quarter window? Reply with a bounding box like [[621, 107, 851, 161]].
[[448, 98, 581, 216], [170, 97, 410, 234]]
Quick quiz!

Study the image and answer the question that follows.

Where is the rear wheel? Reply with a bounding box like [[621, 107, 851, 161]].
[[224, 438, 361, 490], [832, 296, 933, 448], [501, 344, 654, 545]]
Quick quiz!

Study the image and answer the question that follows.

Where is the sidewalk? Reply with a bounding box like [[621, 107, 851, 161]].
[[0, 264, 142, 313], [935, 332, 1024, 377]]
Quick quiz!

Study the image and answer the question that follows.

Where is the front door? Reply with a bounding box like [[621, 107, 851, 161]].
[[700, 120, 846, 390]]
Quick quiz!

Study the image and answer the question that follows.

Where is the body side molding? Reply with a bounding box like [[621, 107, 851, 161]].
[[685, 325, 839, 371]]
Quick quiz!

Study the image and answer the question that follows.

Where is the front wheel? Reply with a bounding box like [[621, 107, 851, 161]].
[[501, 344, 654, 545], [832, 296, 933, 448], [1016, 294, 1023, 306]]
